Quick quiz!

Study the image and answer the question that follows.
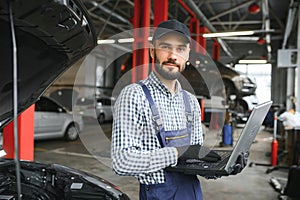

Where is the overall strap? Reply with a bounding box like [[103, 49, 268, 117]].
[[137, 82, 193, 146], [137, 82, 165, 147], [137, 82, 163, 130]]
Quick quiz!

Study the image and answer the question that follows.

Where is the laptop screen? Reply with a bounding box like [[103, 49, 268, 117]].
[[225, 101, 273, 172]]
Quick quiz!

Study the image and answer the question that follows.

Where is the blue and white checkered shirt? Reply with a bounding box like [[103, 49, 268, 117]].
[[111, 72, 203, 185]]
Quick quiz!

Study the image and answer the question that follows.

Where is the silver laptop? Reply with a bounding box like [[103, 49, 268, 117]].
[[167, 101, 273, 177]]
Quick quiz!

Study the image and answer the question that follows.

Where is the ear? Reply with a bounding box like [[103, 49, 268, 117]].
[[186, 45, 190, 61], [149, 43, 155, 59]]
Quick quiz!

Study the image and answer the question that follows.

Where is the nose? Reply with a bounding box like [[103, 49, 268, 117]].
[[167, 48, 178, 61]]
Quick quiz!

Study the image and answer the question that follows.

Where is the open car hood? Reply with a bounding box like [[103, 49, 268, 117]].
[[0, 0, 96, 128], [0, 159, 130, 199]]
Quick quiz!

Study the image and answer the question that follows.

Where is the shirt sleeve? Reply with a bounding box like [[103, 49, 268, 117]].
[[111, 84, 178, 176], [189, 94, 204, 145]]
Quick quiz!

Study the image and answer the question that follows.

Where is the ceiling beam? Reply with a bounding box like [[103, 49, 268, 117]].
[[210, 20, 262, 25], [90, 1, 132, 25], [205, 2, 228, 31], [208, 0, 256, 21], [282, 0, 298, 49], [262, 0, 272, 60], [183, 0, 233, 57]]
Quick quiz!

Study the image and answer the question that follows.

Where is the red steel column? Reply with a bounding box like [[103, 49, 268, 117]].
[[132, 0, 151, 83], [152, 0, 168, 71], [189, 17, 200, 53], [199, 26, 208, 55], [212, 41, 221, 61], [154, 0, 168, 27], [3, 104, 35, 161]]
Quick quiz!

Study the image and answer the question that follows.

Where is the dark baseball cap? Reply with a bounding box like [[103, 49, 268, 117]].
[[152, 20, 191, 43]]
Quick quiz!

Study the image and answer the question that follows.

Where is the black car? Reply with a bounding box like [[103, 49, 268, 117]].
[[181, 51, 257, 101], [0, 159, 130, 199], [180, 52, 257, 122], [0, 0, 130, 199], [119, 51, 256, 111]]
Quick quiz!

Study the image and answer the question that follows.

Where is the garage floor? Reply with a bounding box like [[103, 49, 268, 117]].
[[34, 120, 289, 200]]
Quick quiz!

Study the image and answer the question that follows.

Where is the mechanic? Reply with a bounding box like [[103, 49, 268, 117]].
[[111, 19, 246, 200]]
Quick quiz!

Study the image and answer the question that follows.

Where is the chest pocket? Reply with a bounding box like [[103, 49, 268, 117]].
[[137, 82, 193, 147]]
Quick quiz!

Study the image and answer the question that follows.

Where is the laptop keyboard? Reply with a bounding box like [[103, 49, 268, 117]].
[[185, 150, 231, 169], [215, 150, 231, 159]]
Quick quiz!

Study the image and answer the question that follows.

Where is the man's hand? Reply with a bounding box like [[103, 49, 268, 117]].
[[231, 152, 249, 175], [176, 145, 221, 162]]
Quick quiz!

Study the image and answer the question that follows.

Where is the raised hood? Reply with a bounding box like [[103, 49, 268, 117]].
[[0, 0, 96, 128]]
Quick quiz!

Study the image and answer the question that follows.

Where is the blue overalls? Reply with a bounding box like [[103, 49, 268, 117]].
[[138, 82, 203, 200]]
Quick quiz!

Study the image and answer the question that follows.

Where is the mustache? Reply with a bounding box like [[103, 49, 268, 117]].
[[161, 59, 180, 68]]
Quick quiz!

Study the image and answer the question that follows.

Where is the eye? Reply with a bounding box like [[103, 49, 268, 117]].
[[177, 47, 186, 52], [160, 45, 169, 50]]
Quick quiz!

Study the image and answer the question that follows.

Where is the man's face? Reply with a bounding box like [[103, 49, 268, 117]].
[[151, 33, 190, 80]]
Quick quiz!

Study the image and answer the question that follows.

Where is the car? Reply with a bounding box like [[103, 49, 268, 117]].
[[180, 52, 257, 124], [74, 97, 98, 120], [0, 0, 130, 199], [0, 158, 130, 200], [34, 96, 84, 141], [181, 51, 257, 100], [95, 97, 114, 124], [74, 97, 114, 124], [119, 52, 256, 110]]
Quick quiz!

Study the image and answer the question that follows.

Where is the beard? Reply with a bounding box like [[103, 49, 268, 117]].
[[153, 53, 184, 80]]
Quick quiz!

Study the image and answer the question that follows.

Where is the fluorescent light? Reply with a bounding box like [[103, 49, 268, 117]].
[[238, 59, 268, 64], [222, 36, 260, 41], [203, 31, 255, 38], [97, 39, 115, 44], [118, 38, 134, 43]]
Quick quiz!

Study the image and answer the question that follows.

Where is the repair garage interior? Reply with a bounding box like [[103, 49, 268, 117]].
[[1, 0, 300, 199]]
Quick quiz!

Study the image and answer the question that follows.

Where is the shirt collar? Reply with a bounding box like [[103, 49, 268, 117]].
[[147, 72, 182, 96]]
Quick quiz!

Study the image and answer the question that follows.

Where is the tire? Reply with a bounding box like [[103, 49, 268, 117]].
[[236, 99, 248, 113], [223, 79, 236, 99], [97, 114, 105, 124], [64, 123, 79, 141]]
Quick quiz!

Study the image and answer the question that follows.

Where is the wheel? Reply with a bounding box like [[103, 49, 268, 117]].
[[223, 79, 236, 99], [236, 99, 248, 113], [97, 114, 105, 124], [64, 123, 79, 141]]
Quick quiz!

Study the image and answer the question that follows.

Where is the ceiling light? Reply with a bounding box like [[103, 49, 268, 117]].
[[203, 31, 255, 38], [238, 59, 267, 64], [248, 3, 260, 14], [118, 38, 134, 43], [97, 39, 115, 44]]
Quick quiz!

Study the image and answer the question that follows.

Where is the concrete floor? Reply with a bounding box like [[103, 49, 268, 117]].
[[34, 122, 290, 200]]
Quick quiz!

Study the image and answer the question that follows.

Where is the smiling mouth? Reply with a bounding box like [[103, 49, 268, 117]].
[[163, 62, 179, 69]]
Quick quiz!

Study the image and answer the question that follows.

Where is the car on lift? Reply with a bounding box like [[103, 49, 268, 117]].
[[34, 96, 83, 141], [119, 51, 256, 108], [118, 52, 256, 124], [0, 0, 130, 199], [181, 51, 256, 102], [180, 52, 257, 123]]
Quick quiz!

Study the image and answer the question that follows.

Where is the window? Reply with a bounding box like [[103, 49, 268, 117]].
[[35, 97, 62, 112]]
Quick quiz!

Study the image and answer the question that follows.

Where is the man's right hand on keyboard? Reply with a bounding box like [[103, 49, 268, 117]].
[[176, 145, 221, 162]]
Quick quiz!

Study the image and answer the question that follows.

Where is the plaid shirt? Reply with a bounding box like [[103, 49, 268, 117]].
[[111, 72, 203, 185]]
